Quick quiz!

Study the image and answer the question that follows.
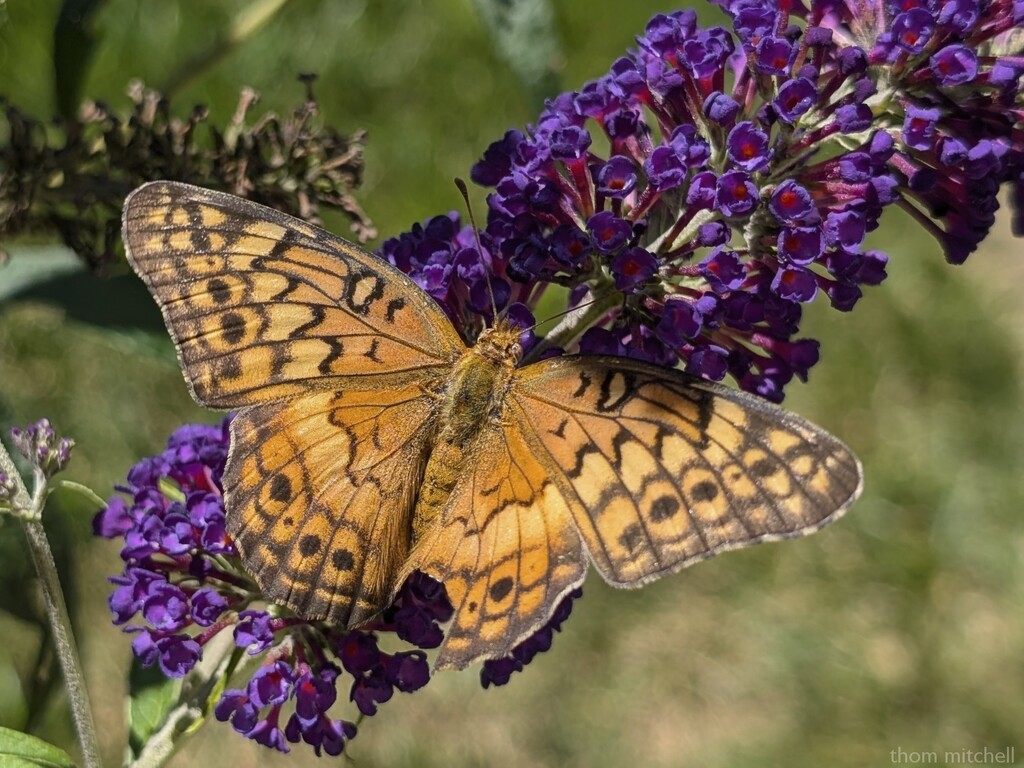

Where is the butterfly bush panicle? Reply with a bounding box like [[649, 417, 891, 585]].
[[373, 0, 1022, 681], [9, 419, 75, 479], [94, 420, 450, 756], [381, 0, 1024, 403], [1, 419, 74, 514], [1, 77, 374, 270]]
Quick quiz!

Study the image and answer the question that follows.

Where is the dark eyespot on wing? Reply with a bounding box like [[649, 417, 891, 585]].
[[299, 534, 322, 557]]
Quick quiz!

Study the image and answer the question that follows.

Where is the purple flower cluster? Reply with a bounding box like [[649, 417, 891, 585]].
[[93, 420, 452, 756], [379, 212, 543, 344], [380, 0, 1023, 401], [8, 419, 74, 478]]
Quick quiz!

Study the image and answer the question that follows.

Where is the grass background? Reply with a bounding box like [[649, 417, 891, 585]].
[[1, 1, 1022, 766]]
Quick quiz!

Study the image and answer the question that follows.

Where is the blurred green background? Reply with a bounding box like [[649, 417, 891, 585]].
[[1, 1, 1022, 767]]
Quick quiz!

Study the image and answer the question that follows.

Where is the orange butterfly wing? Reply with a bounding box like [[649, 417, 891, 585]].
[[511, 355, 862, 587], [224, 385, 438, 626], [122, 181, 464, 407], [401, 414, 587, 670]]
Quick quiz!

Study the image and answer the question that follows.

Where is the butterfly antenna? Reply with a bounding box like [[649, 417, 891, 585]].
[[524, 296, 600, 336], [455, 178, 500, 322]]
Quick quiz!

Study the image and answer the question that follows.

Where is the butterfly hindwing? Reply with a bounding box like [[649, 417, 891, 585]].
[[224, 384, 438, 627], [402, 415, 588, 670], [512, 355, 863, 587], [122, 181, 464, 407]]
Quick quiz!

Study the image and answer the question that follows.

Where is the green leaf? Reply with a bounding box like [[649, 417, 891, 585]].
[[53, 0, 113, 119], [127, 660, 181, 761], [0, 248, 84, 303], [471, 0, 562, 106], [0, 726, 76, 768]]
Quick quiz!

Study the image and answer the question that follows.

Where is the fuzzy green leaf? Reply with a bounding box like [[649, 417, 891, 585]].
[[127, 660, 181, 761], [0, 726, 76, 768]]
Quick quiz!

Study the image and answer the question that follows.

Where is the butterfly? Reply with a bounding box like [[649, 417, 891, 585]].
[[122, 181, 863, 670]]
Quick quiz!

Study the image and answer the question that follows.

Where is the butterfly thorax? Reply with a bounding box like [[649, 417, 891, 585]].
[[410, 322, 523, 542]]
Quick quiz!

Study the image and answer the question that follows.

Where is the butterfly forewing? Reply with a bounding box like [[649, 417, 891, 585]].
[[122, 181, 464, 407], [511, 355, 863, 586]]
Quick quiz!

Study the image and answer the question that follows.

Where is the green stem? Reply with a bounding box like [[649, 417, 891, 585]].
[[0, 434, 30, 511], [160, 0, 300, 98], [129, 645, 248, 768], [21, 519, 103, 768], [526, 285, 621, 363], [56, 480, 107, 511], [0, 443, 103, 768]]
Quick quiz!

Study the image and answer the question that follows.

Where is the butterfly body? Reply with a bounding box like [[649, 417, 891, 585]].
[[123, 181, 863, 671], [412, 323, 522, 542]]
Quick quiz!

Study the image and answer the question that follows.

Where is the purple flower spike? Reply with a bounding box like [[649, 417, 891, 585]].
[[9, 419, 74, 478], [96, 417, 457, 758]]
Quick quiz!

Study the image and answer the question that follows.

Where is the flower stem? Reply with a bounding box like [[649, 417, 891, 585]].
[[0, 442, 102, 768], [129, 644, 248, 768], [57, 480, 108, 510], [526, 285, 621, 362]]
